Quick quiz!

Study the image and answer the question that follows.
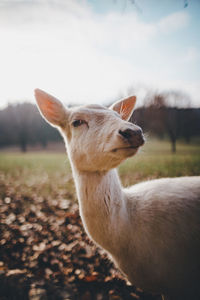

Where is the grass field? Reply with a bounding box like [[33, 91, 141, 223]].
[[0, 139, 200, 201]]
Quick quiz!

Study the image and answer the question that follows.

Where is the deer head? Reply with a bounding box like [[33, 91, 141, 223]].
[[35, 89, 144, 172]]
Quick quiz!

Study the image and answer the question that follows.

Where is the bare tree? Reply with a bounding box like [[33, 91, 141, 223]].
[[147, 90, 191, 152], [131, 89, 193, 153]]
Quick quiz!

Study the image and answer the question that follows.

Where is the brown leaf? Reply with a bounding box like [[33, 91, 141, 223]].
[[83, 274, 98, 282]]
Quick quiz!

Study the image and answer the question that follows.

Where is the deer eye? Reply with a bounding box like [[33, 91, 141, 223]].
[[72, 120, 85, 127]]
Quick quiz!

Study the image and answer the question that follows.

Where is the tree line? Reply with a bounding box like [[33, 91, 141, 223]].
[[0, 103, 60, 152], [132, 106, 200, 153], [131, 90, 200, 152], [0, 91, 200, 152]]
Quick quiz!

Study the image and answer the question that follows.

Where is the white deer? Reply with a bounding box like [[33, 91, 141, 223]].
[[35, 89, 200, 300]]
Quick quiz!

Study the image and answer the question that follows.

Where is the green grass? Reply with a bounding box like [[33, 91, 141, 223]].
[[0, 140, 200, 200], [119, 139, 200, 186], [0, 152, 75, 202]]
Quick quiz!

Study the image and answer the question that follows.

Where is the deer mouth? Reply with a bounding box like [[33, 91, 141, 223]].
[[111, 146, 139, 152]]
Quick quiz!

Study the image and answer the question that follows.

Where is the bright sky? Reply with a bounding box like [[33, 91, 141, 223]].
[[0, 0, 200, 108]]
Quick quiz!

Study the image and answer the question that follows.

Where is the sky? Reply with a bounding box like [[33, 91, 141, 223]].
[[0, 0, 200, 108]]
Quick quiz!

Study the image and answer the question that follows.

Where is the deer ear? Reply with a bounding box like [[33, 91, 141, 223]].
[[110, 96, 136, 121], [34, 89, 67, 127]]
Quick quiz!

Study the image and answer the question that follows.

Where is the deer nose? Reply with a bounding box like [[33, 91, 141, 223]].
[[119, 128, 144, 147]]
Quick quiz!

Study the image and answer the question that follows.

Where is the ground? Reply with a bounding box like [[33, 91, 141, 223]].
[[0, 140, 200, 300]]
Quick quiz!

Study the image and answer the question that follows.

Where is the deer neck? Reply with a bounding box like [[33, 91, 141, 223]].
[[72, 167, 125, 251]]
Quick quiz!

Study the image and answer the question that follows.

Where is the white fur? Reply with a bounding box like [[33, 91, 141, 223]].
[[35, 89, 200, 300]]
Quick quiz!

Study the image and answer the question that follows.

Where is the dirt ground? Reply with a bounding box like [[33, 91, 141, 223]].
[[0, 192, 161, 300]]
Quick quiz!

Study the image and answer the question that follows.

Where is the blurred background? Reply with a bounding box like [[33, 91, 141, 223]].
[[0, 0, 200, 153], [0, 0, 200, 299]]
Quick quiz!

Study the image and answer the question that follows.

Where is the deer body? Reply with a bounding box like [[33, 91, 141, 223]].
[[35, 89, 200, 300], [74, 168, 200, 299]]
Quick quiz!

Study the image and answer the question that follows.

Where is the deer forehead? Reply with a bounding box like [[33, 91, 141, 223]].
[[69, 105, 121, 124]]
